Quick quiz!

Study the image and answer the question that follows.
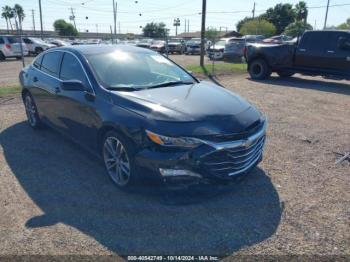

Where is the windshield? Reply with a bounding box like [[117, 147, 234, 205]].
[[214, 40, 226, 46], [87, 51, 195, 89]]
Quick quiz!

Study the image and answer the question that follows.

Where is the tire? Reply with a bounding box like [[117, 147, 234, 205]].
[[23, 93, 42, 129], [277, 71, 295, 78], [35, 47, 43, 54], [102, 130, 138, 189], [248, 59, 271, 80], [16, 56, 21, 60], [0, 52, 5, 61]]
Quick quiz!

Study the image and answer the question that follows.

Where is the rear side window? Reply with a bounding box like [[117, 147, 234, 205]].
[[41, 51, 62, 77], [6, 36, 18, 44], [33, 54, 44, 69], [0, 38, 4, 44], [23, 38, 33, 44], [327, 32, 350, 51], [60, 52, 89, 87], [299, 32, 327, 51]]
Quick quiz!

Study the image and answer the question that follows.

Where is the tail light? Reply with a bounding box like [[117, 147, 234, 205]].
[[5, 44, 11, 49]]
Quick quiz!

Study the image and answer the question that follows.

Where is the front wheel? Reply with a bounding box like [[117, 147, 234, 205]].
[[24, 93, 42, 129], [277, 71, 295, 78], [248, 59, 271, 80], [102, 131, 138, 189]]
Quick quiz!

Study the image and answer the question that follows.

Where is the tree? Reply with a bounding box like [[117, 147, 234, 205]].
[[262, 3, 296, 34], [13, 4, 25, 31], [284, 21, 313, 37], [295, 1, 308, 25], [337, 18, 350, 30], [1, 5, 14, 33], [236, 17, 254, 32], [142, 22, 167, 38], [239, 19, 276, 37], [53, 19, 78, 36], [205, 27, 220, 43]]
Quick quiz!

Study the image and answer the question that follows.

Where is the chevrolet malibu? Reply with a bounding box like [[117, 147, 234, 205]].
[[19, 45, 267, 189]]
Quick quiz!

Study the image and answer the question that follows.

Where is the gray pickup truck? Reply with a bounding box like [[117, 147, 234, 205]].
[[245, 30, 350, 80]]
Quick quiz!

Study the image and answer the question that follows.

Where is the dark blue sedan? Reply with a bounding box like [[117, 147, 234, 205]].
[[20, 45, 267, 189]]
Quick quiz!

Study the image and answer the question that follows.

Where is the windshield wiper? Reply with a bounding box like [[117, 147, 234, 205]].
[[145, 81, 194, 89], [106, 86, 142, 92]]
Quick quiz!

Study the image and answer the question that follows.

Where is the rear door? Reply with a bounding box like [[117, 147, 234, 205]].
[[30, 51, 63, 127], [56, 52, 100, 148], [324, 32, 350, 74], [295, 32, 328, 69]]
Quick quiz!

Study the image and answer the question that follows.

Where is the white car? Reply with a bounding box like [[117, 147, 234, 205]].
[[0, 35, 28, 60], [22, 37, 55, 55]]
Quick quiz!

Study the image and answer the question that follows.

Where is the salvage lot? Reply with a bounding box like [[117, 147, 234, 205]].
[[0, 54, 349, 257]]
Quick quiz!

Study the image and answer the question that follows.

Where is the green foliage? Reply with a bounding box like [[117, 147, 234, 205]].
[[295, 1, 308, 23], [239, 19, 276, 37], [142, 22, 167, 38], [337, 18, 350, 30], [262, 3, 296, 34], [205, 27, 220, 42], [53, 19, 78, 36], [13, 4, 24, 22], [284, 21, 313, 37], [236, 17, 254, 32]]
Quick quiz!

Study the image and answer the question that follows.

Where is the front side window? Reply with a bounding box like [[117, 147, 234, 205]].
[[23, 38, 32, 44], [41, 51, 62, 77], [60, 52, 89, 88], [33, 53, 44, 69], [86, 50, 195, 89]]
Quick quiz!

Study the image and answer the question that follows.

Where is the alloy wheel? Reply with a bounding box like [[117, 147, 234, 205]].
[[103, 136, 131, 187], [25, 95, 37, 127]]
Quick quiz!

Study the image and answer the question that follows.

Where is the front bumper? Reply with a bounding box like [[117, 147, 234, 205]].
[[135, 121, 267, 185]]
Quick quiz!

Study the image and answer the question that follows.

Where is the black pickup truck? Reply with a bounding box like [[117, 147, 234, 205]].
[[245, 30, 350, 80]]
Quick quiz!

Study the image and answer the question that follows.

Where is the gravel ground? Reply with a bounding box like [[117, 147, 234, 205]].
[[0, 60, 349, 258]]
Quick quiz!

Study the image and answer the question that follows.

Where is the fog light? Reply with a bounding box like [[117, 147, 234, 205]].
[[159, 168, 202, 178]]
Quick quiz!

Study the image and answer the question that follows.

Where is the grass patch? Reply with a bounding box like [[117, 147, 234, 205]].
[[186, 63, 247, 76], [0, 86, 21, 96]]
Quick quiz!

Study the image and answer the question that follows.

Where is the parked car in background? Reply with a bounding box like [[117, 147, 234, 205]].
[[0, 35, 28, 60], [207, 38, 232, 60], [243, 35, 265, 43], [223, 38, 246, 61], [150, 40, 166, 53], [185, 39, 201, 55], [22, 37, 55, 55], [167, 38, 186, 54], [262, 35, 292, 44], [19, 45, 267, 189], [246, 30, 350, 80], [136, 39, 153, 49], [48, 39, 70, 47]]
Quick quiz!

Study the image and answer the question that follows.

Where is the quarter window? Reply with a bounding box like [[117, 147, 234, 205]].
[[41, 51, 62, 77], [33, 54, 44, 69], [60, 52, 89, 88]]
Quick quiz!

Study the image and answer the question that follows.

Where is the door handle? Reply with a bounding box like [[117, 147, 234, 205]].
[[299, 49, 306, 52], [54, 87, 61, 94], [33, 76, 38, 82], [327, 50, 335, 54]]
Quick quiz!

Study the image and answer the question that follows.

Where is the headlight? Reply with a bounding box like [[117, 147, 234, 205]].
[[146, 130, 203, 148]]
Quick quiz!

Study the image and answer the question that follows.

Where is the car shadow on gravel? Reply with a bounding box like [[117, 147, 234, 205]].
[[1, 122, 282, 256], [250, 76, 350, 96]]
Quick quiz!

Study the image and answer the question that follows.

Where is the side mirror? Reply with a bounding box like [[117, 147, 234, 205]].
[[60, 80, 86, 91]]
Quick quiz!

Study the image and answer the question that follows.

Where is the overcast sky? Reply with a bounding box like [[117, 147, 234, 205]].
[[2, 0, 350, 35]]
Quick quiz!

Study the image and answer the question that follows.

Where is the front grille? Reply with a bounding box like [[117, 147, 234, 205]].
[[201, 135, 265, 178]]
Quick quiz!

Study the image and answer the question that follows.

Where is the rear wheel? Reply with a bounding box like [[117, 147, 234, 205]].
[[24, 93, 42, 129], [0, 52, 5, 61], [102, 131, 138, 189], [277, 71, 295, 78], [248, 59, 271, 80]]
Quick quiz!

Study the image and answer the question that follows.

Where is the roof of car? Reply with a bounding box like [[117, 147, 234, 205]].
[[56, 44, 155, 56]]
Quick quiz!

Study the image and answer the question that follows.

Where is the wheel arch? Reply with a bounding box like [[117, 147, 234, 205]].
[[247, 54, 270, 70]]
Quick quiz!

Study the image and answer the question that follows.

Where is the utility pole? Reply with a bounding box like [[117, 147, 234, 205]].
[[252, 2, 256, 19], [200, 0, 206, 67], [184, 19, 187, 33], [324, 0, 330, 29], [31, 9, 36, 35], [118, 22, 121, 35], [38, 0, 43, 39], [173, 18, 180, 36], [110, 25, 113, 43], [96, 24, 98, 36], [70, 8, 77, 30], [187, 19, 189, 32], [113, 0, 117, 41]]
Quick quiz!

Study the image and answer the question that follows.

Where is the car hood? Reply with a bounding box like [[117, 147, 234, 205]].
[[168, 42, 182, 45], [113, 81, 261, 135]]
